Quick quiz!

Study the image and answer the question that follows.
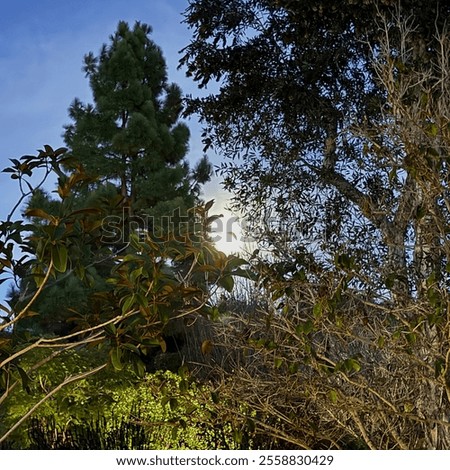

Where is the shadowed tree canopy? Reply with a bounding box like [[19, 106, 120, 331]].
[[180, 0, 450, 300]]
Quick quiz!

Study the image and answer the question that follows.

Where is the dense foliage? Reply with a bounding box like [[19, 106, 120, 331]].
[[2, 2, 450, 450], [0, 22, 250, 449], [181, 0, 450, 298], [181, 0, 450, 449], [65, 20, 211, 215], [0, 348, 240, 450], [0, 142, 251, 448], [14, 21, 213, 337]]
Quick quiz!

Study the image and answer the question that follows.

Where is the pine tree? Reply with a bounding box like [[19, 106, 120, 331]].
[[64, 20, 210, 219], [17, 21, 211, 337]]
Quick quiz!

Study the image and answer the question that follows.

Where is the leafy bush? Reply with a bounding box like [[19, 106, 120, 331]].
[[1, 348, 239, 449]]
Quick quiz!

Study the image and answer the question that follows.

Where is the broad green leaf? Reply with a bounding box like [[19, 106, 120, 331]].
[[16, 366, 32, 394], [122, 343, 140, 354], [51, 245, 68, 273], [225, 256, 248, 270], [103, 323, 117, 336], [179, 379, 189, 393], [185, 404, 198, 415], [218, 275, 234, 292], [171, 426, 179, 441], [110, 347, 123, 371], [121, 294, 136, 314], [303, 319, 314, 334]]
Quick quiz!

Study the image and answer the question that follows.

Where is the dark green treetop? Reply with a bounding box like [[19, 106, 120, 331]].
[[64, 20, 210, 216]]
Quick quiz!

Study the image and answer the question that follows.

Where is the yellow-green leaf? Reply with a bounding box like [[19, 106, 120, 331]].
[[25, 208, 56, 222], [274, 357, 283, 368], [51, 245, 68, 273], [110, 347, 123, 371], [328, 389, 338, 404], [159, 338, 167, 353]]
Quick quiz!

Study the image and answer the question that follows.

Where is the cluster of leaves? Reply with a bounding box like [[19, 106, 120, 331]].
[[181, 0, 450, 298], [0, 143, 252, 446], [0, 347, 240, 449], [179, 0, 450, 450]]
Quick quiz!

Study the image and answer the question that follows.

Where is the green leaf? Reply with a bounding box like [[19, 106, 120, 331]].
[[122, 343, 140, 354], [178, 418, 187, 430], [210, 306, 220, 321], [179, 379, 189, 393], [405, 332, 417, 345], [103, 323, 117, 336], [211, 391, 220, 404], [132, 357, 146, 378], [226, 256, 248, 270], [246, 418, 256, 433], [384, 273, 396, 290], [218, 275, 234, 292], [161, 396, 170, 407], [313, 302, 323, 319], [171, 426, 179, 441], [428, 123, 439, 136], [178, 364, 190, 380], [303, 319, 314, 334], [233, 429, 243, 444], [51, 245, 68, 273], [110, 347, 123, 371], [274, 357, 283, 368], [16, 366, 32, 394], [328, 389, 338, 404], [121, 294, 136, 314], [348, 358, 361, 373], [130, 266, 144, 283]]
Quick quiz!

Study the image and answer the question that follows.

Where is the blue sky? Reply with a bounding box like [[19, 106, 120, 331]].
[[0, 0, 241, 302]]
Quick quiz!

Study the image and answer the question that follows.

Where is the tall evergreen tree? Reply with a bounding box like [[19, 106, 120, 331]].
[[64, 20, 210, 218], [18, 21, 211, 337]]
